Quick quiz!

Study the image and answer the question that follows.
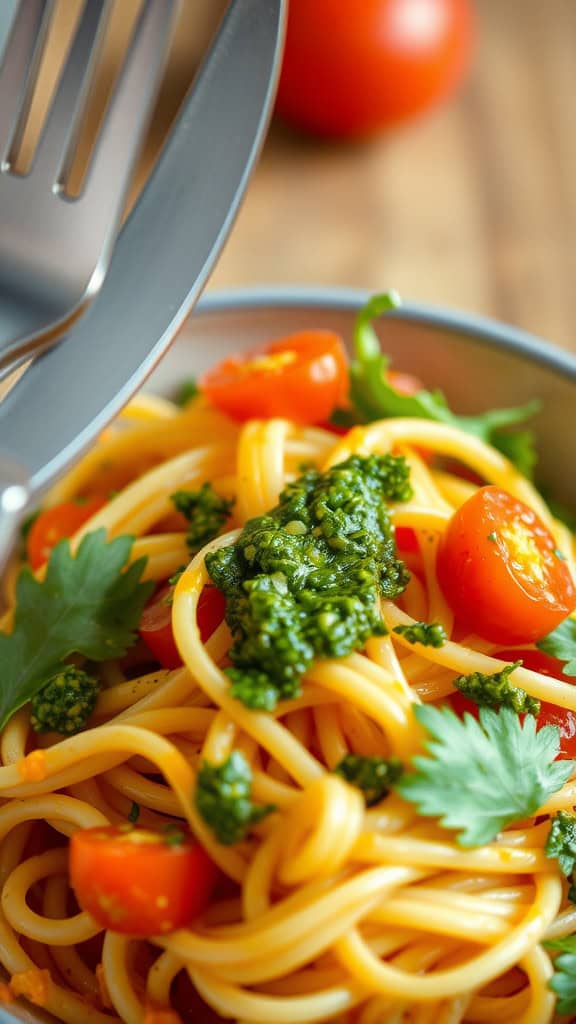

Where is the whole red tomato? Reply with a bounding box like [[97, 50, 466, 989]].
[[276, 0, 474, 139]]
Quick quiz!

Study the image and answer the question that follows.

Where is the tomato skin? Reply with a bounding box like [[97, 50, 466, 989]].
[[276, 0, 474, 139], [437, 486, 576, 645], [27, 496, 107, 570], [200, 331, 349, 425], [140, 584, 226, 669], [139, 585, 181, 669], [450, 649, 576, 758], [197, 585, 227, 644], [70, 826, 217, 936]]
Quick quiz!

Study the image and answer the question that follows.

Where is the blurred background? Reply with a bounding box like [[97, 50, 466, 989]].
[[19, 0, 576, 350]]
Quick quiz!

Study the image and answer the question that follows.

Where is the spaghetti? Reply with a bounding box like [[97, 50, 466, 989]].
[[1, 354, 576, 1024]]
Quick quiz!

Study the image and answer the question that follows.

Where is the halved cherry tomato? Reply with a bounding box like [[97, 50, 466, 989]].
[[70, 825, 217, 936], [139, 584, 226, 669], [197, 584, 227, 643], [437, 486, 576, 644], [200, 331, 349, 425], [27, 496, 107, 570], [449, 648, 576, 758]]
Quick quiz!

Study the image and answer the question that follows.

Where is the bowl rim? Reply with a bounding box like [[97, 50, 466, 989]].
[[196, 286, 576, 381]]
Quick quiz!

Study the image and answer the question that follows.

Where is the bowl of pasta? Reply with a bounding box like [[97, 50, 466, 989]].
[[2, 286, 576, 1024]]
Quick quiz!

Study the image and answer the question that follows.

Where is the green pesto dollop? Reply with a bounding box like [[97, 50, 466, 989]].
[[196, 750, 275, 845], [172, 483, 234, 555], [335, 753, 404, 807], [30, 665, 100, 735], [205, 454, 411, 710]]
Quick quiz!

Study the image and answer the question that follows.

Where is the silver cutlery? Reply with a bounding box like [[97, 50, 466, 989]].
[[0, 0, 286, 576], [0, 0, 177, 380]]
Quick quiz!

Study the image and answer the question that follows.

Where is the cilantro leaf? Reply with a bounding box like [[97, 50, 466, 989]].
[[395, 704, 574, 847], [348, 292, 540, 476], [537, 618, 576, 677], [0, 530, 153, 730], [546, 811, 576, 876], [546, 935, 576, 1014]]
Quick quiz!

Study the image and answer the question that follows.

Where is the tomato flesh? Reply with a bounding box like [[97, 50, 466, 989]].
[[140, 584, 226, 669], [276, 0, 474, 139], [437, 486, 576, 645], [70, 826, 217, 936], [200, 331, 348, 425], [449, 648, 576, 759], [27, 496, 107, 570]]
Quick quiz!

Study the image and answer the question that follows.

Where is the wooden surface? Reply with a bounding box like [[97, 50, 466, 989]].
[[36, 0, 576, 351], [208, 0, 576, 353]]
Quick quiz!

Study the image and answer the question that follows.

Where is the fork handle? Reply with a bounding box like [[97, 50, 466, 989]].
[[0, 456, 31, 579]]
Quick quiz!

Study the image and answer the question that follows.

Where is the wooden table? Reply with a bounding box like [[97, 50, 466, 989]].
[[32, 0, 576, 352], [209, 0, 576, 353]]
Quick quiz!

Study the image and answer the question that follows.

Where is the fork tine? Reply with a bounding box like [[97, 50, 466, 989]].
[[31, 0, 111, 186], [79, 0, 176, 203], [0, 0, 52, 167]]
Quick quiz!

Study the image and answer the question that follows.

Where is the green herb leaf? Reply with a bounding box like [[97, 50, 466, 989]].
[[546, 811, 576, 877], [348, 292, 540, 476], [546, 935, 576, 1014], [393, 622, 446, 648], [453, 662, 540, 716], [395, 704, 574, 847], [537, 618, 576, 677], [0, 530, 153, 730], [335, 753, 404, 806], [195, 750, 275, 845]]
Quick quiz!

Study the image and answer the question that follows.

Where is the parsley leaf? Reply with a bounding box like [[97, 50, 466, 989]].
[[395, 704, 574, 847], [537, 618, 576, 677], [453, 662, 540, 716], [546, 935, 576, 1014], [546, 811, 576, 876], [348, 292, 540, 476], [393, 622, 446, 648], [0, 530, 153, 730]]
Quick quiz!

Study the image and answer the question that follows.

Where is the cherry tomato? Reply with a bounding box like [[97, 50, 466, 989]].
[[450, 649, 576, 758], [395, 526, 420, 554], [70, 825, 217, 936], [139, 584, 226, 669], [437, 486, 576, 645], [276, 0, 474, 139], [200, 331, 349, 425], [27, 496, 107, 570]]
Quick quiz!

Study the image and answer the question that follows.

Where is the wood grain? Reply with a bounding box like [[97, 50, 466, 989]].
[[35, 0, 576, 351], [208, 0, 576, 353]]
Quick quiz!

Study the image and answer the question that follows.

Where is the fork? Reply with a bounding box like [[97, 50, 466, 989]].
[[0, 0, 285, 579], [0, 0, 177, 381]]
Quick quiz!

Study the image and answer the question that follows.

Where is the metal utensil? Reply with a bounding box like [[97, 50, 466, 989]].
[[0, 0, 177, 380], [0, 0, 285, 577]]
